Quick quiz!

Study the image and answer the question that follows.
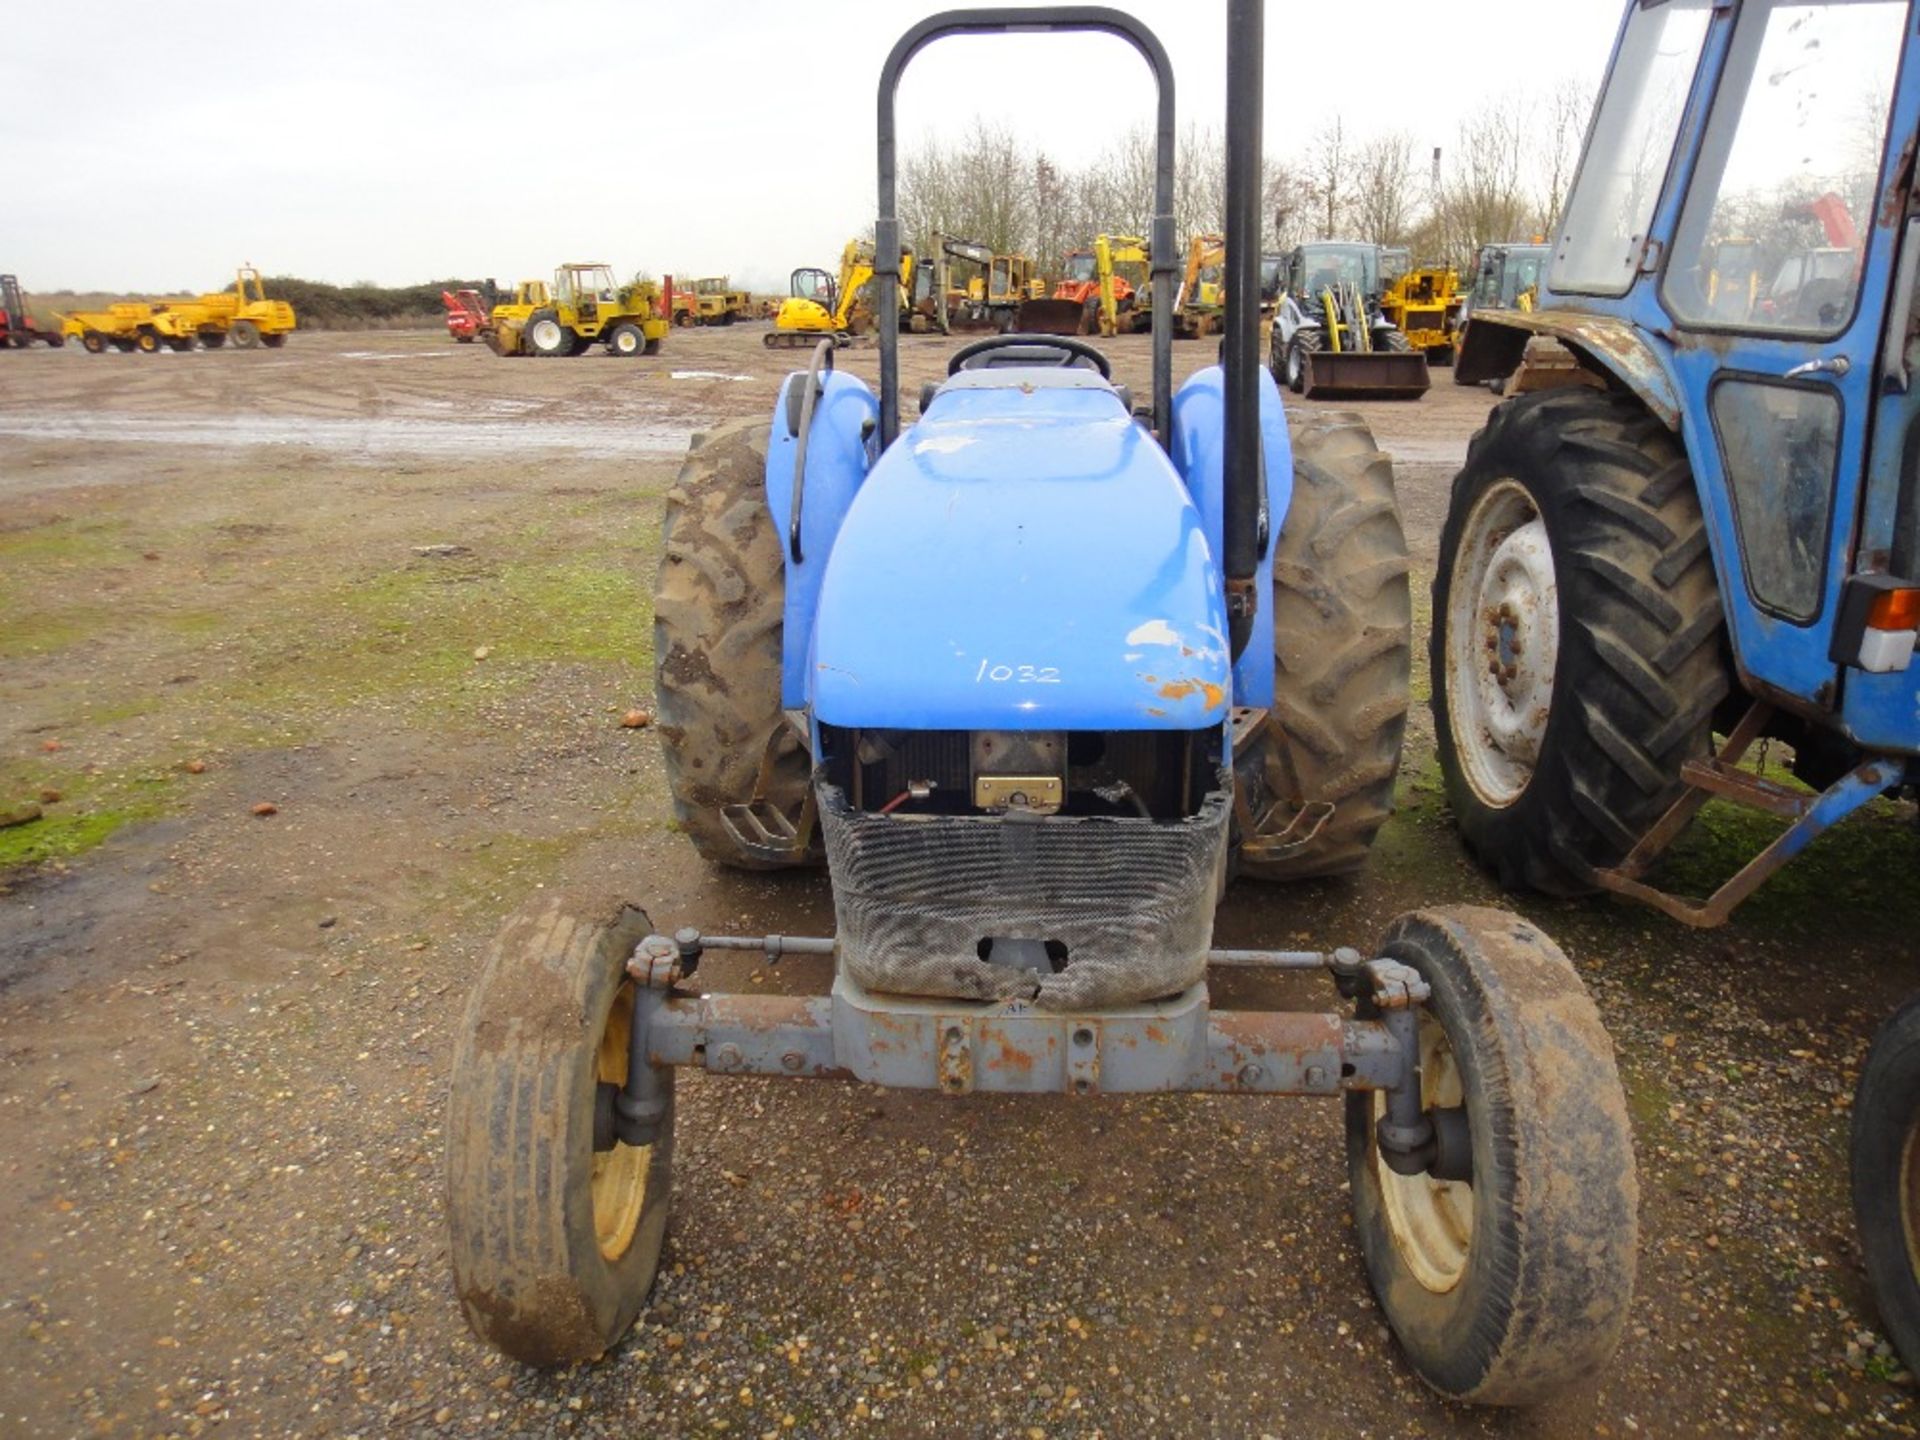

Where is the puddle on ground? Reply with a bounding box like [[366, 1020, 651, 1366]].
[[0, 411, 704, 464]]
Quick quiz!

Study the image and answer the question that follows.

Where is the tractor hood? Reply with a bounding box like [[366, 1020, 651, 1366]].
[[808, 377, 1230, 731]]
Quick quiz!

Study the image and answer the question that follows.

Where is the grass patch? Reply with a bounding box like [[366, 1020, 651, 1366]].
[[0, 767, 175, 869]]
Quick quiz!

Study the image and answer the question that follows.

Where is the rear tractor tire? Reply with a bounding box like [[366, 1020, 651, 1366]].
[[1853, 994, 1920, 1378], [261, 332, 286, 349], [1430, 387, 1728, 895], [447, 894, 674, 1366], [81, 331, 106, 354], [526, 309, 571, 358], [200, 331, 226, 349], [1237, 410, 1410, 881], [1348, 906, 1638, 1404], [135, 330, 161, 354], [653, 419, 818, 870]]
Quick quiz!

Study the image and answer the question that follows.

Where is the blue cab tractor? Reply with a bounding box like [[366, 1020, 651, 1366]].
[[1444, 0, 1920, 1376], [446, 3, 1639, 1403]]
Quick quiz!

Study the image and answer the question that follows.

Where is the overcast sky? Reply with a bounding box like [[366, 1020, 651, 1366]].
[[1, 1, 1622, 295]]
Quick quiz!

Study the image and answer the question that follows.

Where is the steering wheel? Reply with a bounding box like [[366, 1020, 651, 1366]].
[[947, 333, 1112, 379]]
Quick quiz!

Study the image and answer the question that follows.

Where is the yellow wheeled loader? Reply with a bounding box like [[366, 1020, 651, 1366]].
[[486, 264, 669, 357], [1268, 241, 1428, 399], [765, 239, 916, 349]]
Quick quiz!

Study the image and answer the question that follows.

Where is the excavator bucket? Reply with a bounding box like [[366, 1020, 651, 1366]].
[[1011, 297, 1086, 336], [1300, 350, 1430, 400]]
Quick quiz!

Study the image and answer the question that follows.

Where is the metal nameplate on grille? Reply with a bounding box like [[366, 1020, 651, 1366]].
[[972, 775, 1064, 812]]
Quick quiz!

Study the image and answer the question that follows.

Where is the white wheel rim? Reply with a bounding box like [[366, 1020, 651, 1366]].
[[1375, 1011, 1474, 1293], [1444, 478, 1559, 808], [532, 319, 563, 351], [616, 329, 637, 353]]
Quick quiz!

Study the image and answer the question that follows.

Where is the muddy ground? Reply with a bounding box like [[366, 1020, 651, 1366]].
[[1, 325, 1916, 1439]]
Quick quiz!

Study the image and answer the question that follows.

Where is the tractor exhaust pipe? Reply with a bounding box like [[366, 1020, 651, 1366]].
[[1221, 0, 1264, 661]]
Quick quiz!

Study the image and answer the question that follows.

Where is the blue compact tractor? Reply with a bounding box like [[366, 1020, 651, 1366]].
[[446, 3, 1639, 1403], [1442, 0, 1920, 1377]]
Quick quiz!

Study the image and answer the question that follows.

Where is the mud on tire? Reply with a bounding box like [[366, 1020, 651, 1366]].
[[1431, 387, 1728, 894], [446, 895, 675, 1366], [653, 419, 818, 869], [1238, 410, 1411, 881], [1347, 906, 1639, 1404]]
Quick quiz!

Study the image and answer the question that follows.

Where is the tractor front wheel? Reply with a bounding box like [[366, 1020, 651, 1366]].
[[1237, 411, 1410, 881], [446, 894, 675, 1366], [1431, 388, 1727, 894], [136, 330, 161, 353], [606, 321, 644, 357], [230, 320, 261, 350], [1854, 993, 1920, 1377], [653, 419, 817, 869], [1348, 906, 1638, 1404], [81, 331, 106, 354]]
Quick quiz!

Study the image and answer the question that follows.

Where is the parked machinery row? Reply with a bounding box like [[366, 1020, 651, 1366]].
[[0, 268, 297, 354]]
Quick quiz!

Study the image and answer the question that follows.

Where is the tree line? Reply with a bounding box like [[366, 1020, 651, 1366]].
[[898, 88, 1595, 277]]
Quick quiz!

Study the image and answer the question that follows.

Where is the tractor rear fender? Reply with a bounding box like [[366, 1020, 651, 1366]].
[[1168, 363, 1287, 710], [1454, 309, 1681, 429], [767, 369, 881, 708]]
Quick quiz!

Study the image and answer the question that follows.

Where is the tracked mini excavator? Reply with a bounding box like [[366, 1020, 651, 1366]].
[[766, 240, 917, 349]]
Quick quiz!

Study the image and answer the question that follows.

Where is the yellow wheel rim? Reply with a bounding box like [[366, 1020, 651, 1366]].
[[592, 979, 652, 1262], [1375, 1011, 1474, 1293]]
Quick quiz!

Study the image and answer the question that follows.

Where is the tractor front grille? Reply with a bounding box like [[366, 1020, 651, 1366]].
[[819, 775, 1229, 1010]]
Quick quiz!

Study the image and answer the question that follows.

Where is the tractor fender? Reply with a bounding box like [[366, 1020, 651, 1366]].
[[1454, 309, 1681, 429], [1168, 364, 1287, 710], [767, 369, 880, 708]]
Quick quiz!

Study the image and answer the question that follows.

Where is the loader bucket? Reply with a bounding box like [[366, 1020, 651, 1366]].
[[1300, 350, 1430, 400], [1012, 297, 1087, 336]]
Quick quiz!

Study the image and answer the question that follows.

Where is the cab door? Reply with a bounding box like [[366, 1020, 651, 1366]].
[[1658, 0, 1916, 715]]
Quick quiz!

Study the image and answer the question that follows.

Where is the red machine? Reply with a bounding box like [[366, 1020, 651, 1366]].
[[1, 275, 64, 348], [441, 288, 490, 343]]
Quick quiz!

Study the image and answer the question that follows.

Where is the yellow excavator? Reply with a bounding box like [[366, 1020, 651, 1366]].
[[766, 239, 916, 349], [1171, 232, 1226, 339]]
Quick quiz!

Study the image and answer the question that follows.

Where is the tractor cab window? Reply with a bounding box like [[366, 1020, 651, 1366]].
[[1552, 0, 1713, 295], [1666, 0, 1906, 334], [1064, 253, 1097, 283]]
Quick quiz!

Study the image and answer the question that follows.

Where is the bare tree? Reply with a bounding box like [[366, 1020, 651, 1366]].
[[1307, 117, 1349, 237], [1351, 131, 1417, 247], [1531, 82, 1595, 239]]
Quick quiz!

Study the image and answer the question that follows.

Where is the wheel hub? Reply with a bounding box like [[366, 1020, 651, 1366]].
[[1376, 1010, 1474, 1293], [592, 979, 651, 1261], [1446, 479, 1559, 808]]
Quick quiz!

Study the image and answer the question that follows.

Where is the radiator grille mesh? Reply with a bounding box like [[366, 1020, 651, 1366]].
[[820, 777, 1228, 1010]]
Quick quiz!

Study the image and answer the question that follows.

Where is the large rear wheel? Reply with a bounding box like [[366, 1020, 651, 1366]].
[[229, 320, 261, 350], [1238, 411, 1410, 881], [1431, 387, 1728, 893], [653, 419, 817, 869], [446, 895, 674, 1366], [1348, 907, 1638, 1404], [1854, 994, 1920, 1377], [526, 309, 571, 358]]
